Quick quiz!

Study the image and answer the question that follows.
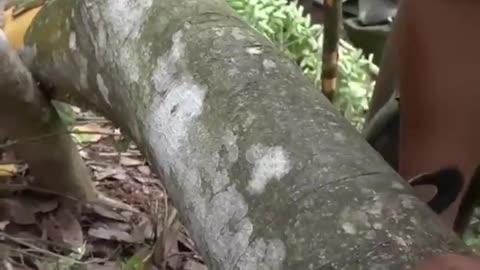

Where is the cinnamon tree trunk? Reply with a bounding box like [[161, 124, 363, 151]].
[[17, 0, 475, 268]]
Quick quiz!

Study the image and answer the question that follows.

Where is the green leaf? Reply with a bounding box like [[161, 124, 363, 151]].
[[114, 134, 132, 153], [53, 101, 76, 127], [122, 255, 144, 270]]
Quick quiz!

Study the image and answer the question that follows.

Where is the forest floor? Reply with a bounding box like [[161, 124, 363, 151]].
[[3, 104, 480, 270], [0, 106, 205, 270]]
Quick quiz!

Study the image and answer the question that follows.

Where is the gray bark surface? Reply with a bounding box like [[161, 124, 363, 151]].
[[21, 0, 473, 269]]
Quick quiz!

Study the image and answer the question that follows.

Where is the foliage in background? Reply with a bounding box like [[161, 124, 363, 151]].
[[226, 0, 378, 130]]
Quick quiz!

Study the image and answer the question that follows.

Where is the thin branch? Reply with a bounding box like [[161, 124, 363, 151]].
[[0, 129, 117, 149], [320, 0, 342, 101]]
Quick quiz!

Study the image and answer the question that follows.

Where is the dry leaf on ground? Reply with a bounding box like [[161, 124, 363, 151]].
[[43, 206, 83, 248], [120, 157, 143, 167]]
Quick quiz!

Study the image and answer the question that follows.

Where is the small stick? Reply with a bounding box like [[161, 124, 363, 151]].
[[320, 0, 342, 101]]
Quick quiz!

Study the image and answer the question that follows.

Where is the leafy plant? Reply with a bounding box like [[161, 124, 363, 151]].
[[226, 0, 378, 130], [52, 101, 77, 126]]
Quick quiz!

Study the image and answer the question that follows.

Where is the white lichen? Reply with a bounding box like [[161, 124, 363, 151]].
[[86, 0, 153, 83], [246, 46, 263, 55], [222, 130, 239, 163], [365, 200, 383, 217], [245, 144, 291, 195], [150, 77, 206, 159], [243, 112, 256, 130], [101, 0, 153, 40], [236, 238, 287, 269], [391, 181, 405, 190], [391, 234, 409, 247], [400, 195, 416, 209], [214, 28, 225, 37], [144, 29, 287, 268], [96, 73, 111, 105], [262, 59, 276, 69], [339, 206, 371, 234], [341, 222, 357, 234], [231, 27, 246, 40], [68, 32, 77, 50], [149, 31, 204, 160]]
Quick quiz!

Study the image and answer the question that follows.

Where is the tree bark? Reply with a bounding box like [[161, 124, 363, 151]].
[[0, 29, 96, 201], [21, 0, 474, 268]]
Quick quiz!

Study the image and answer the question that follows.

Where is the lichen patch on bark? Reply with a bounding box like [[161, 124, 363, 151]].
[[68, 32, 76, 50], [148, 31, 207, 165], [222, 130, 239, 163], [236, 238, 287, 269], [100, 0, 153, 41], [246, 46, 262, 55], [245, 144, 291, 195], [141, 25, 293, 268], [96, 74, 111, 105], [262, 59, 276, 69]]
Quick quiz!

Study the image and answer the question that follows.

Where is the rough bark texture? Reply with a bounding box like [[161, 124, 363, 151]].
[[0, 30, 96, 200], [21, 0, 474, 269]]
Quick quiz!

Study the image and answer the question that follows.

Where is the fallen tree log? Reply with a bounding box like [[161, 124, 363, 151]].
[[20, 0, 475, 268]]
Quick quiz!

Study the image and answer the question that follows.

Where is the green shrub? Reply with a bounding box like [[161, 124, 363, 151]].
[[226, 0, 378, 130]]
